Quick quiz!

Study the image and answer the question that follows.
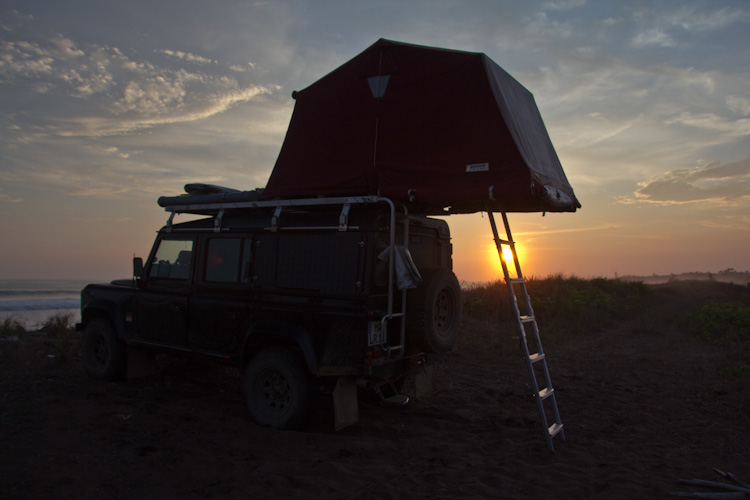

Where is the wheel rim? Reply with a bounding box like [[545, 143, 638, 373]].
[[90, 333, 109, 367], [256, 368, 292, 414], [433, 288, 455, 338]]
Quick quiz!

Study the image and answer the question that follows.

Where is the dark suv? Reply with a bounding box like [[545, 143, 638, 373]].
[[78, 193, 461, 429]]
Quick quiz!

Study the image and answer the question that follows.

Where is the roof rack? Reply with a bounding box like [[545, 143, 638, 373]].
[[163, 195, 388, 233]]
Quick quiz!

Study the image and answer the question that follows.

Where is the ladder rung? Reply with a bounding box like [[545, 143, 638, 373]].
[[508, 278, 525, 284], [538, 387, 554, 400], [529, 352, 545, 363], [548, 423, 564, 438], [520, 315, 535, 323]]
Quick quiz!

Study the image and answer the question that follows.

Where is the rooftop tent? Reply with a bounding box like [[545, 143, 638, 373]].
[[262, 39, 580, 214]]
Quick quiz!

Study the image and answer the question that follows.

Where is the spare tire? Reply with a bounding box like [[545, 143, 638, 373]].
[[406, 268, 462, 354]]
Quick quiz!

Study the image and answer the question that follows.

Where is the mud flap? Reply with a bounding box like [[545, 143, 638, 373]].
[[333, 376, 359, 431], [126, 346, 157, 379], [414, 365, 435, 399]]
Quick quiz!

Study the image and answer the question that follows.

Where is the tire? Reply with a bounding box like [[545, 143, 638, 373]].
[[242, 347, 315, 430], [407, 268, 462, 354], [81, 318, 127, 381]]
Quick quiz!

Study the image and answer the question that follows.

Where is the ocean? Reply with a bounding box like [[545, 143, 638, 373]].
[[0, 279, 98, 330]]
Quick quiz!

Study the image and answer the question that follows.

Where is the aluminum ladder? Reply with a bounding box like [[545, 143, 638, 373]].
[[487, 210, 565, 452]]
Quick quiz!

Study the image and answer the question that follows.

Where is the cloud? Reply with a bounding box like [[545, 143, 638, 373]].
[[663, 6, 740, 32], [1, 26, 278, 139], [515, 224, 617, 237], [0, 34, 115, 96], [727, 96, 750, 116], [0, 10, 33, 32], [623, 157, 750, 205], [229, 62, 256, 72], [664, 112, 750, 137], [543, 0, 587, 11], [628, 5, 746, 49], [156, 49, 214, 65], [53, 83, 276, 137], [0, 188, 22, 203], [631, 28, 676, 48], [700, 214, 750, 231]]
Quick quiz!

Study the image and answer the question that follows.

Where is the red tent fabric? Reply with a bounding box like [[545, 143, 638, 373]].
[[263, 39, 580, 214]]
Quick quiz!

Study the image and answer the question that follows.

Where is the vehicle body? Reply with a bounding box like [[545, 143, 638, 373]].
[[78, 195, 462, 429]]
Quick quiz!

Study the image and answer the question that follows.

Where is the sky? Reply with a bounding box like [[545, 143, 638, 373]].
[[1, 0, 748, 283]]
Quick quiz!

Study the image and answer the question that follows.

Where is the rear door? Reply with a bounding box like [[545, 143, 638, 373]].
[[137, 236, 194, 346], [189, 235, 254, 355]]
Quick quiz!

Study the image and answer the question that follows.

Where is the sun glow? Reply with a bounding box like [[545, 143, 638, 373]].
[[502, 247, 515, 266], [485, 243, 503, 278], [484, 241, 527, 281]]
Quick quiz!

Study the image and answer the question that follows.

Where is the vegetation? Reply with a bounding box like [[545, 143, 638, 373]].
[[683, 301, 750, 343], [1, 312, 78, 368], [682, 300, 750, 377], [462, 275, 750, 375], [1, 316, 27, 339], [39, 312, 76, 338], [2, 277, 749, 374], [463, 275, 653, 335]]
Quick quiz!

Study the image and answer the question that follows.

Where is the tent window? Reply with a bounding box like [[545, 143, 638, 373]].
[[367, 75, 390, 99]]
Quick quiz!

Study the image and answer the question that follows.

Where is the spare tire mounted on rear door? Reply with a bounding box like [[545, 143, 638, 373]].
[[407, 268, 462, 354]]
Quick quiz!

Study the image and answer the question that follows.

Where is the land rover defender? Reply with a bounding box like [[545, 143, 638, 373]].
[[78, 193, 461, 429]]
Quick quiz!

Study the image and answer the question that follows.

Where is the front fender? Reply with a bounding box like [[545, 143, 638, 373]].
[[80, 301, 116, 330]]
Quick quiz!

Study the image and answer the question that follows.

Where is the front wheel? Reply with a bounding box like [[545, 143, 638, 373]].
[[242, 348, 315, 430], [81, 318, 127, 381]]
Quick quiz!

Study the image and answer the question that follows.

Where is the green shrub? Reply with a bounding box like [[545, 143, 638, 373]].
[[683, 301, 750, 344], [1, 316, 26, 338], [40, 312, 75, 338], [718, 365, 750, 378], [461, 275, 653, 336], [529, 276, 651, 334]]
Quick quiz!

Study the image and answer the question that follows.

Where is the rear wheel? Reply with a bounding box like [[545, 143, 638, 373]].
[[407, 268, 462, 353], [81, 318, 127, 381], [242, 347, 314, 429]]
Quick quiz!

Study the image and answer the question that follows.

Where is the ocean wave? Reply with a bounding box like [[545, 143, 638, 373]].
[[0, 298, 80, 312], [0, 289, 81, 298]]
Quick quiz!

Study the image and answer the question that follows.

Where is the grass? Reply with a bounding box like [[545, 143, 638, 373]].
[[1, 316, 27, 339], [463, 274, 653, 335], [39, 312, 76, 338], [683, 301, 750, 344], [0, 312, 78, 368], [462, 275, 750, 376], [682, 299, 750, 378]]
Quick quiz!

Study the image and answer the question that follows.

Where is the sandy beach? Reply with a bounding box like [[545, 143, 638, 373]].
[[1, 280, 748, 499]]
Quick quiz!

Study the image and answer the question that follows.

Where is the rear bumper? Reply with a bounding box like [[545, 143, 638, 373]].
[[315, 352, 432, 380]]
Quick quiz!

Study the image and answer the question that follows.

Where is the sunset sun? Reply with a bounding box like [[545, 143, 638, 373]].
[[485, 240, 527, 280], [486, 242, 522, 279], [502, 247, 515, 266]]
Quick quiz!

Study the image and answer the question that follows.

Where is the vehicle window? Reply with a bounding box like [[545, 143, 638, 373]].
[[149, 239, 194, 280], [240, 238, 252, 283], [205, 238, 253, 283]]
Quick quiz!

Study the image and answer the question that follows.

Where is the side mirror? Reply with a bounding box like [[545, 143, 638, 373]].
[[133, 257, 144, 279]]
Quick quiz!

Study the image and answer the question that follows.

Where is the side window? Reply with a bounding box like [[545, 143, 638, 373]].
[[149, 238, 194, 280], [205, 238, 253, 283]]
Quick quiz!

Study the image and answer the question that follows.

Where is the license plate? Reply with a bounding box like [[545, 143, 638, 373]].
[[368, 320, 386, 346]]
